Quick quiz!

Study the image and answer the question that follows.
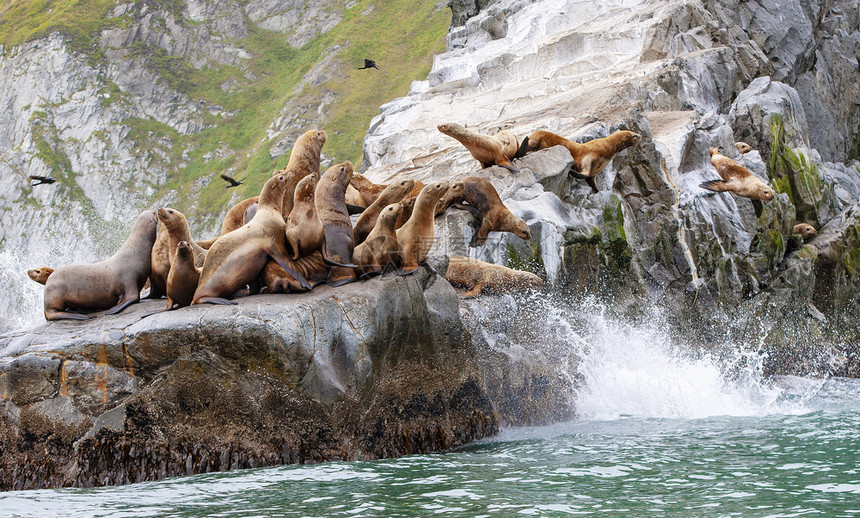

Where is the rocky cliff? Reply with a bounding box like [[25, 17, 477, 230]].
[[362, 0, 860, 368]]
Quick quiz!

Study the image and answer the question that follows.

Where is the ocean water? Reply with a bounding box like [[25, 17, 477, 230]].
[[2, 297, 858, 517]]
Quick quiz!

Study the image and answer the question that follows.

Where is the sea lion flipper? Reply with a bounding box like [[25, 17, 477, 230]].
[[196, 296, 238, 305], [346, 203, 366, 215], [452, 202, 483, 222], [585, 177, 598, 193], [752, 199, 763, 218], [514, 136, 530, 159], [699, 179, 730, 192], [499, 162, 520, 174], [45, 309, 91, 321], [270, 250, 313, 290], [105, 298, 140, 315]]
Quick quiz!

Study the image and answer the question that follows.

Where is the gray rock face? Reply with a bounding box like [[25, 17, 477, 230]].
[[0, 270, 498, 490]]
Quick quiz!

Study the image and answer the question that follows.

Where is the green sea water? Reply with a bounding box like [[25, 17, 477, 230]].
[[1, 377, 858, 517]]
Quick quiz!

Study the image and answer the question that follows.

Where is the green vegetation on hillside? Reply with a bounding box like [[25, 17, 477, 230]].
[[1, 0, 450, 219]]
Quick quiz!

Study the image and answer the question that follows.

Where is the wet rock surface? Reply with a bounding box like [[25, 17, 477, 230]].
[[0, 269, 498, 490]]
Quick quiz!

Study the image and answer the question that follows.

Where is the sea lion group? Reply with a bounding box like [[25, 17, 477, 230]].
[[32, 119, 806, 319], [32, 127, 541, 320]]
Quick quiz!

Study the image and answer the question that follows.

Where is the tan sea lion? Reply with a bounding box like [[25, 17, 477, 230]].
[[219, 196, 260, 236], [192, 175, 310, 304], [353, 202, 405, 277], [166, 241, 201, 309], [285, 173, 323, 260], [700, 147, 775, 217], [735, 142, 753, 154], [157, 208, 207, 268], [395, 196, 416, 229], [445, 256, 543, 298], [27, 267, 54, 285], [353, 179, 415, 245], [43, 209, 158, 320], [527, 130, 642, 193], [316, 160, 358, 286], [396, 182, 450, 273], [408, 180, 425, 198], [261, 252, 329, 293], [437, 123, 526, 173], [277, 129, 328, 218], [436, 176, 531, 246], [347, 173, 387, 207], [148, 221, 171, 299], [793, 223, 817, 241]]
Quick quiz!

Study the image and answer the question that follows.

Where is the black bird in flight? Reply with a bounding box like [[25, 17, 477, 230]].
[[220, 174, 245, 188], [358, 58, 379, 70], [29, 175, 56, 185]]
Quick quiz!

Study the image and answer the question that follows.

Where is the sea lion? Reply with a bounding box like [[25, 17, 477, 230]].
[[148, 221, 171, 299], [219, 196, 260, 236], [27, 267, 54, 285], [436, 176, 531, 246], [285, 173, 323, 259], [735, 142, 753, 154], [700, 147, 775, 217], [347, 173, 387, 207], [396, 182, 450, 273], [527, 129, 642, 193], [353, 179, 415, 245], [166, 241, 201, 309], [261, 253, 329, 293], [43, 209, 158, 320], [277, 129, 328, 218], [157, 208, 207, 268], [316, 160, 359, 286], [395, 195, 416, 229], [437, 123, 525, 173], [445, 256, 543, 298], [192, 174, 310, 304], [793, 223, 817, 241], [353, 202, 405, 277]]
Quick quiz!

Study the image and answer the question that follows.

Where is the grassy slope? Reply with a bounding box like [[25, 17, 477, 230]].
[[0, 0, 450, 219]]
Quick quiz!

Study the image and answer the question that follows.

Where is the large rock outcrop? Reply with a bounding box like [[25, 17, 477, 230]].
[[0, 270, 498, 490]]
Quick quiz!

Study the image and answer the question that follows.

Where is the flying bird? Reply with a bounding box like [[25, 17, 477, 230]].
[[358, 59, 379, 70], [29, 175, 56, 186], [220, 174, 245, 188]]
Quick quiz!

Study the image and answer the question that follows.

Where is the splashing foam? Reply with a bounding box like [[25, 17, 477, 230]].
[[567, 301, 810, 420]]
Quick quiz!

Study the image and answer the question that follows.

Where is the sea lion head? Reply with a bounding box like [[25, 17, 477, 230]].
[[708, 147, 721, 157], [447, 181, 465, 198], [295, 172, 318, 201], [757, 182, 775, 202], [618, 130, 642, 147], [176, 241, 194, 260], [27, 267, 54, 285], [794, 223, 817, 240], [512, 217, 531, 240], [379, 202, 403, 226], [516, 271, 543, 290], [735, 142, 753, 154], [156, 207, 184, 229], [437, 122, 464, 137]]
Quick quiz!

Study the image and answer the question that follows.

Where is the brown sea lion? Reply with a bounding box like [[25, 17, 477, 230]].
[[353, 202, 405, 277], [192, 175, 310, 304], [261, 252, 329, 293], [527, 129, 642, 193], [437, 123, 526, 173], [700, 147, 775, 217], [148, 221, 171, 299], [27, 267, 54, 285], [43, 209, 158, 320], [347, 173, 387, 207], [219, 196, 260, 236], [395, 195, 416, 229], [277, 129, 328, 218], [353, 179, 415, 245], [157, 208, 207, 268], [285, 173, 323, 260], [436, 176, 531, 246], [396, 182, 450, 273], [735, 142, 753, 154], [445, 256, 543, 298], [316, 160, 358, 286], [793, 223, 817, 241], [407, 180, 426, 198], [166, 241, 201, 309]]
